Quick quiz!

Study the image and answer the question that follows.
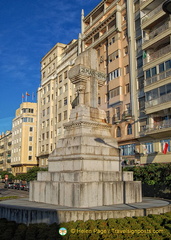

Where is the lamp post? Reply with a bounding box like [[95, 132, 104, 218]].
[[163, 0, 171, 14]]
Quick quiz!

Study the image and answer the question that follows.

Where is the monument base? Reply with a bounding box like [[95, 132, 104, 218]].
[[29, 171, 142, 208]]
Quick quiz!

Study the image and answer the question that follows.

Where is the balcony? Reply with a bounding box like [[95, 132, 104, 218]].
[[142, 3, 163, 25], [145, 69, 171, 86], [7, 159, 11, 163], [145, 92, 171, 108], [143, 120, 171, 133], [144, 44, 171, 65], [122, 110, 133, 120], [0, 160, 3, 164], [143, 21, 170, 45]]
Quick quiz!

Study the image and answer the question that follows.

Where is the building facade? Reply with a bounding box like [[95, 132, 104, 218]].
[[11, 102, 38, 176], [138, 0, 171, 163], [0, 131, 12, 173], [37, 41, 77, 167]]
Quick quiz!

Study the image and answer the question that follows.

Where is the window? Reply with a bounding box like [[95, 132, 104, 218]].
[[125, 84, 130, 93], [124, 46, 128, 55], [64, 97, 68, 106], [22, 117, 33, 122], [116, 107, 120, 120], [64, 71, 67, 79], [59, 100, 62, 108], [48, 84, 50, 91], [42, 133, 45, 140], [165, 60, 171, 70], [29, 137, 33, 141], [43, 72, 46, 78], [28, 156, 32, 160], [109, 87, 120, 99], [64, 110, 67, 120], [47, 107, 50, 115], [29, 146, 32, 151], [116, 126, 121, 137], [125, 65, 129, 75], [47, 95, 50, 102], [46, 132, 49, 139], [64, 83, 68, 92], [145, 142, 154, 154], [58, 113, 62, 122], [29, 127, 33, 132], [59, 75, 62, 83], [98, 97, 101, 105], [108, 36, 115, 45], [22, 108, 34, 113], [127, 124, 132, 135], [109, 68, 121, 81], [59, 87, 62, 95], [108, 50, 120, 62], [120, 144, 135, 156], [43, 109, 45, 116]]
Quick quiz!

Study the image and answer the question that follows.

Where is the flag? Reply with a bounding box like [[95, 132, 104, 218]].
[[26, 92, 30, 96], [22, 94, 24, 98], [162, 142, 169, 154], [143, 51, 147, 59]]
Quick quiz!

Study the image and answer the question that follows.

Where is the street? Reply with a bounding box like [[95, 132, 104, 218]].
[[0, 183, 29, 198]]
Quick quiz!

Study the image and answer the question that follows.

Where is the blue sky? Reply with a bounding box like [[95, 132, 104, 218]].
[[0, 0, 101, 134]]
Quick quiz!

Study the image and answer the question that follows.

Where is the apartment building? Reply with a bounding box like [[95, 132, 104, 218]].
[[37, 41, 77, 167], [81, 0, 139, 164], [138, 0, 171, 163], [0, 131, 12, 172], [11, 102, 37, 175]]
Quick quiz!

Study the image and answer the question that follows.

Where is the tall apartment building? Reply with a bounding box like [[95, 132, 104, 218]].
[[81, 0, 139, 163], [37, 41, 77, 167], [0, 131, 12, 172], [11, 102, 37, 175], [137, 0, 171, 164]]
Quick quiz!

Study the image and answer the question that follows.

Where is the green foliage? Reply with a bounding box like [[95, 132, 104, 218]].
[[0, 196, 19, 201], [15, 167, 48, 182], [0, 171, 15, 180], [124, 163, 171, 187], [0, 212, 171, 240]]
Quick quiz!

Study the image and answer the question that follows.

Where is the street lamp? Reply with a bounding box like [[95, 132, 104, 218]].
[[163, 0, 171, 14]]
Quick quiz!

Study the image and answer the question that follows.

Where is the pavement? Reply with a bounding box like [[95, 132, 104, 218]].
[[0, 197, 170, 211]]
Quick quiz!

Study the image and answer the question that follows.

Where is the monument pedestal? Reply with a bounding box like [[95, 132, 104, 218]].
[[30, 106, 142, 208], [29, 49, 142, 208]]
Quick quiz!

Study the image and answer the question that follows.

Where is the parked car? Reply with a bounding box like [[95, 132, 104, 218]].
[[13, 183, 20, 190], [24, 183, 30, 191], [19, 183, 26, 190], [4, 182, 14, 189]]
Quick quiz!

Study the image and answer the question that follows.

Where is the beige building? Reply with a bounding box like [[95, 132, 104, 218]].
[[11, 102, 37, 175], [81, 0, 138, 164], [0, 131, 12, 172], [137, 0, 171, 164], [37, 41, 77, 167]]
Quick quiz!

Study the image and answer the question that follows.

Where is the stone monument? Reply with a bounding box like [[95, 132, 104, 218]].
[[29, 49, 142, 208]]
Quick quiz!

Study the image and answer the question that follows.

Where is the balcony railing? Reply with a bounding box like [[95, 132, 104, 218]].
[[142, 3, 163, 24], [143, 120, 171, 133], [144, 45, 171, 65], [145, 69, 171, 86], [145, 92, 171, 108], [143, 21, 169, 44], [122, 110, 132, 119]]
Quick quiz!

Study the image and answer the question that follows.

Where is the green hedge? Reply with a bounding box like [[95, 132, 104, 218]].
[[0, 212, 171, 240], [123, 163, 171, 186]]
